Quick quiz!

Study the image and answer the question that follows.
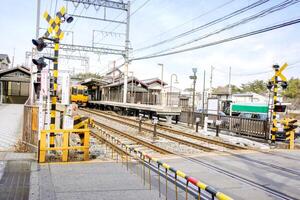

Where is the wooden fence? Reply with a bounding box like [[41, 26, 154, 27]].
[[22, 102, 39, 152]]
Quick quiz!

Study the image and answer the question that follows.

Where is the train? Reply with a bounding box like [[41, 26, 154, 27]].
[[70, 85, 89, 106]]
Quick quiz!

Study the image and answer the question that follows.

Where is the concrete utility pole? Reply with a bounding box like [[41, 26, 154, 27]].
[[190, 68, 197, 127], [228, 66, 232, 95], [36, 0, 41, 39], [202, 70, 206, 127], [123, 1, 131, 104], [210, 66, 213, 92], [158, 63, 164, 105]]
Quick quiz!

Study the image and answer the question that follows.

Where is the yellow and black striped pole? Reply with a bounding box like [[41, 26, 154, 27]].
[[271, 66, 279, 144], [43, 7, 66, 148]]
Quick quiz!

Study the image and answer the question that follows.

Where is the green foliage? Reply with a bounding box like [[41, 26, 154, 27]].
[[212, 84, 242, 94], [71, 72, 102, 80], [213, 78, 300, 101], [240, 80, 267, 94], [283, 77, 300, 98]]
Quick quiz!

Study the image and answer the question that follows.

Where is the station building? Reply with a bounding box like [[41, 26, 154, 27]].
[[0, 66, 31, 104]]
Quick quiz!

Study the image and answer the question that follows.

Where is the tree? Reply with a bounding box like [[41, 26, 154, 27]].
[[212, 84, 241, 94], [283, 77, 300, 98], [240, 80, 267, 94]]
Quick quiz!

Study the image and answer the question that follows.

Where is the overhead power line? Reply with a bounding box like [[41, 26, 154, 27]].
[[131, 17, 300, 61], [214, 61, 300, 76], [134, 0, 270, 52], [134, 0, 236, 47], [139, 0, 300, 56]]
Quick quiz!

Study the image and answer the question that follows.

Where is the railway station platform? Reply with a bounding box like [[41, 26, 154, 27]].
[[30, 161, 163, 200], [88, 101, 181, 116]]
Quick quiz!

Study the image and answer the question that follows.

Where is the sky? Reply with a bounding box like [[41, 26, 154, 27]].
[[0, 0, 300, 92]]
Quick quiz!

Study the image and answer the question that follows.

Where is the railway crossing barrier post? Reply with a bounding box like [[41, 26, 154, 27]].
[[216, 120, 222, 137], [138, 114, 143, 133], [153, 117, 158, 140], [196, 117, 200, 132], [281, 118, 297, 149], [267, 63, 288, 144]]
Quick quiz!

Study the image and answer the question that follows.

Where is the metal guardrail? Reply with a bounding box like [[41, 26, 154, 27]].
[[93, 124, 233, 200], [39, 128, 90, 163]]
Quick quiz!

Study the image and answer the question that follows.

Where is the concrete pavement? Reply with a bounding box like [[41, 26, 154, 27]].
[[0, 104, 24, 151]]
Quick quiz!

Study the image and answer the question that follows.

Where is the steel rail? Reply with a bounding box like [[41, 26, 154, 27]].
[[83, 108, 245, 150], [82, 109, 215, 152], [93, 120, 174, 155], [90, 130, 131, 157]]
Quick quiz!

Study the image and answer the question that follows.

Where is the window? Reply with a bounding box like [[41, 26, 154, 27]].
[[72, 87, 77, 95]]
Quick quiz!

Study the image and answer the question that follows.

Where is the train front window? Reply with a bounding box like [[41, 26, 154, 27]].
[[78, 89, 83, 95], [72, 87, 77, 95]]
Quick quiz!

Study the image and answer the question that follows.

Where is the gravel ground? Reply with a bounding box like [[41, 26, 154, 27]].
[[80, 110, 203, 155]]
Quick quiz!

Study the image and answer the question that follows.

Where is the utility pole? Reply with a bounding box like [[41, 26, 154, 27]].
[[36, 0, 41, 39], [158, 63, 164, 105], [202, 70, 206, 128], [228, 66, 232, 95], [190, 68, 197, 127], [123, 1, 131, 104], [210, 66, 213, 90]]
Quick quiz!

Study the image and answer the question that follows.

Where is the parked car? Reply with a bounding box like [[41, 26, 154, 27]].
[[238, 113, 268, 120], [233, 112, 268, 129]]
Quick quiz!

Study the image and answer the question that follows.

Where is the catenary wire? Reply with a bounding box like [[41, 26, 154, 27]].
[[134, 0, 270, 52], [138, 0, 300, 56], [131, 17, 300, 61]]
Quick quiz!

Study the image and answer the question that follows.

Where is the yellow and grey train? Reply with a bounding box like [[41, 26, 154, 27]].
[[70, 85, 88, 106]]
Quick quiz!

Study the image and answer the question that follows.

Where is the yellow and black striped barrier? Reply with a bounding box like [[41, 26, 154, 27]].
[[94, 125, 233, 200], [43, 7, 66, 149], [281, 118, 297, 150], [38, 128, 90, 163]]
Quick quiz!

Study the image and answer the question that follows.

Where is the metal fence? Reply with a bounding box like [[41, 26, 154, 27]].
[[22, 101, 39, 152], [180, 111, 269, 139]]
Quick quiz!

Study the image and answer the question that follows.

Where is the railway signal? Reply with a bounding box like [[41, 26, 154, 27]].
[[32, 6, 73, 152], [32, 38, 47, 51], [267, 63, 288, 144]]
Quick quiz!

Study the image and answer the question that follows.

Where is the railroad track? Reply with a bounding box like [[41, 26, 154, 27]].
[[82, 108, 241, 151], [183, 155, 298, 200], [83, 108, 300, 176], [91, 120, 173, 155], [82, 108, 216, 152]]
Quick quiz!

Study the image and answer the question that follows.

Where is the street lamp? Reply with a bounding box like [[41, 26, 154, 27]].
[[189, 68, 197, 127], [169, 73, 179, 106]]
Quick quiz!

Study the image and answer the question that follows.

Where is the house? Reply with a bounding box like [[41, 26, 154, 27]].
[[164, 86, 181, 106], [232, 92, 268, 104], [0, 54, 11, 70], [141, 78, 167, 105], [102, 76, 148, 103], [0, 66, 31, 104]]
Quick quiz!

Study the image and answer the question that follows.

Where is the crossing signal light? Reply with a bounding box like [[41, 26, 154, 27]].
[[267, 81, 273, 90], [281, 81, 288, 90], [32, 38, 47, 51], [32, 57, 47, 73], [274, 105, 286, 112], [63, 14, 74, 23]]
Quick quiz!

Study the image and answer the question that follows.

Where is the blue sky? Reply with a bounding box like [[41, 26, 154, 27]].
[[0, 0, 299, 91]]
